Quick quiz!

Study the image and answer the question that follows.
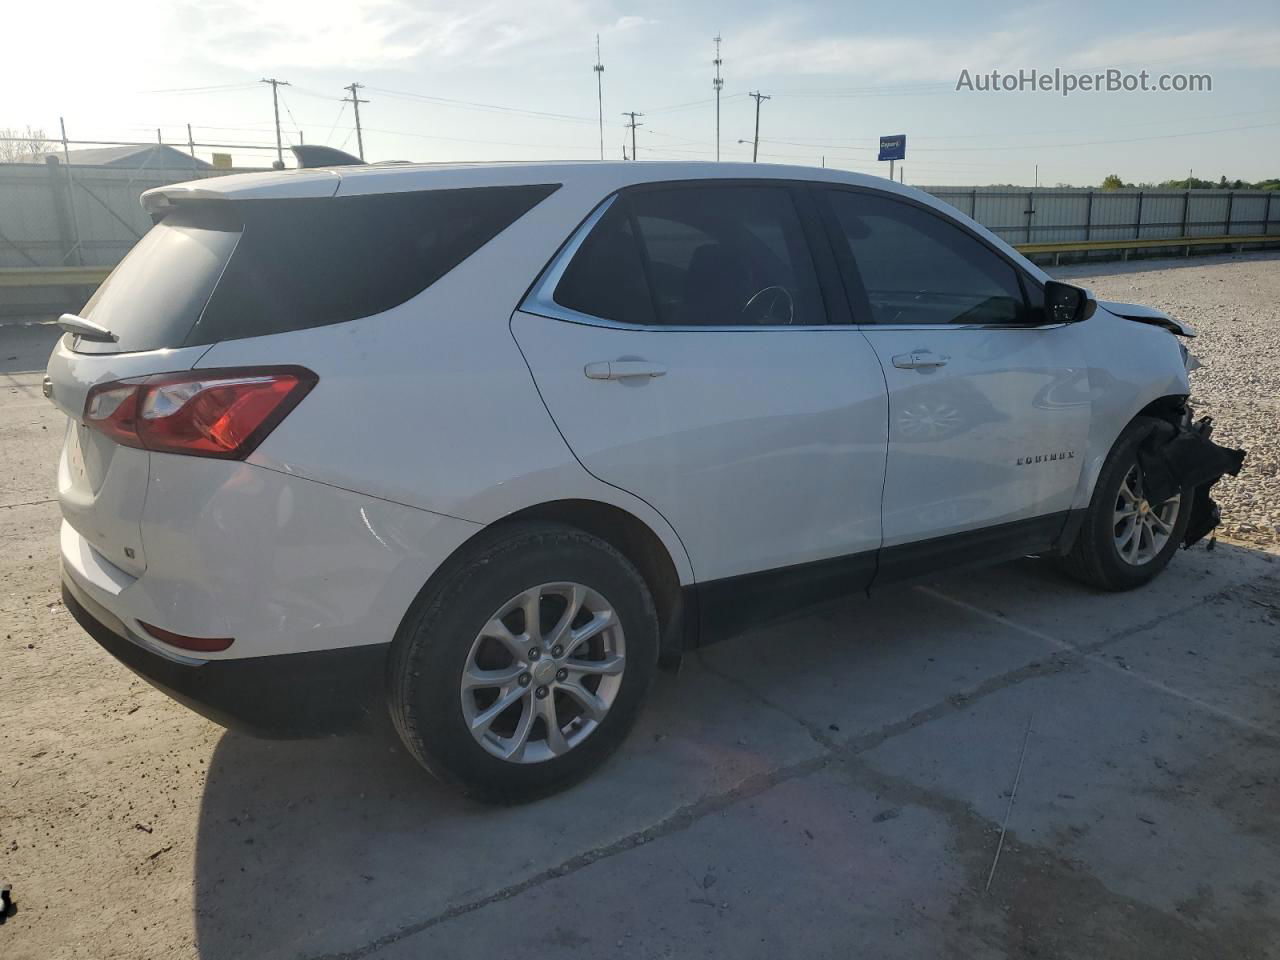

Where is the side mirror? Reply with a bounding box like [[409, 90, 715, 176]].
[[1043, 281, 1096, 324]]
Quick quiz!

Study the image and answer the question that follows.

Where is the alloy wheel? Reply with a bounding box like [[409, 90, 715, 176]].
[[460, 582, 626, 763], [1113, 464, 1180, 566]]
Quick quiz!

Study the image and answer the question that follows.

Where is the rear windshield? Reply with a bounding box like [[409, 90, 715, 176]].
[[77, 184, 559, 353]]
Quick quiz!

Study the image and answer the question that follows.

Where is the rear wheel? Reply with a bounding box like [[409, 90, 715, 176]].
[[388, 523, 658, 802], [1055, 417, 1192, 591]]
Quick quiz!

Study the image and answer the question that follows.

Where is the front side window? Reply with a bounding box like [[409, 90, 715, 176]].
[[824, 190, 1032, 326], [554, 184, 825, 327]]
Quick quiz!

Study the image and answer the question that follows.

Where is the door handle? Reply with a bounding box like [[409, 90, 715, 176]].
[[584, 361, 668, 381], [891, 351, 949, 370]]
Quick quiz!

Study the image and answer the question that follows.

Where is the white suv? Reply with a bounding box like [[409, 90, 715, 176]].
[[47, 162, 1241, 800]]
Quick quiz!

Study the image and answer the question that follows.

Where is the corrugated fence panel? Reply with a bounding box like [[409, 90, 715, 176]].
[[1, 167, 1276, 272], [0, 163, 258, 269]]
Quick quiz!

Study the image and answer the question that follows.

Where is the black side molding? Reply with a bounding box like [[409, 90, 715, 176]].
[[684, 511, 1074, 650]]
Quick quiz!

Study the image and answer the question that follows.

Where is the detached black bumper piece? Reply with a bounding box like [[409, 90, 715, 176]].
[[1136, 414, 1246, 548], [62, 575, 389, 738]]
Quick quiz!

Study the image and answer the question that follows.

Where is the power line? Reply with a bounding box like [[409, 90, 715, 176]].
[[343, 83, 369, 160], [324, 102, 348, 146], [138, 82, 259, 95], [277, 88, 303, 146], [367, 86, 597, 125]]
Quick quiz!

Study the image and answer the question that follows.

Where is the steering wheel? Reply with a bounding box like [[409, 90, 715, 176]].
[[741, 285, 795, 325]]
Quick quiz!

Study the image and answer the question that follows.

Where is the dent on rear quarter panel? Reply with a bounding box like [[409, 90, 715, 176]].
[[192, 179, 696, 586], [136, 455, 480, 658], [1075, 307, 1190, 505]]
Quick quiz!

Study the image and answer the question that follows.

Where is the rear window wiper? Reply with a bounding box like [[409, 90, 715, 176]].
[[57, 313, 118, 343]]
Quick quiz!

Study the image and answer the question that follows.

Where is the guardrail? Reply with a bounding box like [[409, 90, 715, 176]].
[[0, 266, 111, 288], [1016, 234, 1280, 265]]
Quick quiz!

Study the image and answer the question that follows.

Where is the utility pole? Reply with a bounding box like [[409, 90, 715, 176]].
[[343, 82, 369, 160], [593, 36, 605, 161], [713, 34, 724, 162], [261, 77, 291, 167], [187, 123, 197, 172], [622, 111, 643, 161], [748, 91, 770, 163]]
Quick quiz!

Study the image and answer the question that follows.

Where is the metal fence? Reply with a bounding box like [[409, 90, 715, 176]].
[[0, 158, 260, 270], [922, 184, 1278, 246], [2, 164, 1278, 274]]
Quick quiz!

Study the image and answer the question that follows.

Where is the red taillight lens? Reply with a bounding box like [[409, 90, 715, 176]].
[[83, 366, 317, 460], [139, 622, 234, 653]]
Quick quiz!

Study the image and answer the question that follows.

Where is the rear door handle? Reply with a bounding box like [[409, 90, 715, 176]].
[[891, 351, 949, 370], [584, 361, 668, 380]]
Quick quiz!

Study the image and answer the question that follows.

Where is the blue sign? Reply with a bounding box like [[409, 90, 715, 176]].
[[878, 134, 906, 162]]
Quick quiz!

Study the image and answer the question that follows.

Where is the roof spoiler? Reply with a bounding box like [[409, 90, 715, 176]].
[[290, 145, 367, 169]]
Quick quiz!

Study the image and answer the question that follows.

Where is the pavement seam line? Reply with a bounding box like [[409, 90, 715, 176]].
[[0, 497, 57, 510], [304, 753, 835, 960], [302, 567, 1279, 958], [918, 574, 1280, 741]]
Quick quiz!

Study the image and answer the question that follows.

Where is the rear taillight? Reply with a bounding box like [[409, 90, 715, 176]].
[[83, 366, 317, 460]]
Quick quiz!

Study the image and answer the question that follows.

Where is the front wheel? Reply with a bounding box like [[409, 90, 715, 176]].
[[1055, 417, 1193, 591], [388, 523, 659, 802]]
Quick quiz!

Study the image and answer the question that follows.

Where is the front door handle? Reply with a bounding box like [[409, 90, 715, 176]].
[[584, 360, 668, 381], [891, 351, 949, 370]]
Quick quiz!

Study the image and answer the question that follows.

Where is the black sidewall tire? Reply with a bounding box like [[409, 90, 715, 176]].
[[389, 524, 658, 803], [1066, 418, 1193, 591]]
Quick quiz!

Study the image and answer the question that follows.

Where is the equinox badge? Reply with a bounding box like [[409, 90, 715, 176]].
[[1018, 451, 1075, 465]]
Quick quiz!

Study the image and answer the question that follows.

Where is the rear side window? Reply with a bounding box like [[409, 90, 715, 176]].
[[189, 185, 558, 345], [823, 190, 1030, 325], [554, 184, 825, 327], [78, 184, 558, 353]]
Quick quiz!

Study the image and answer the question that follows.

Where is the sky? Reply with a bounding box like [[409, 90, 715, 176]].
[[3, 0, 1279, 185]]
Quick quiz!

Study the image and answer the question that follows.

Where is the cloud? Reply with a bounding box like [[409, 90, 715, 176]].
[[611, 15, 656, 32], [170, 0, 618, 71], [1069, 26, 1280, 70], [726, 18, 1280, 84]]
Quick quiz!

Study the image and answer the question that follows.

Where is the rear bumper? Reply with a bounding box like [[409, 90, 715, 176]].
[[63, 572, 389, 738]]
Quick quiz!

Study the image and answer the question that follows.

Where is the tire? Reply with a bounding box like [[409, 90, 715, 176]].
[[1054, 416, 1193, 591], [388, 521, 659, 803]]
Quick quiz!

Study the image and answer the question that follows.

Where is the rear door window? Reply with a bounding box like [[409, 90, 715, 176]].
[[76, 184, 559, 353]]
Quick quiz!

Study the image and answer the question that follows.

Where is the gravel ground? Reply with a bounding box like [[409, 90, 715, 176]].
[[1055, 251, 1280, 545]]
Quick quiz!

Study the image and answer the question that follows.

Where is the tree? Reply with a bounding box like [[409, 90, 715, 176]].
[[0, 126, 54, 163], [1101, 174, 1129, 190]]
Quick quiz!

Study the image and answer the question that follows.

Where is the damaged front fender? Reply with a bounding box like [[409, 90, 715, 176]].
[[1136, 414, 1246, 548]]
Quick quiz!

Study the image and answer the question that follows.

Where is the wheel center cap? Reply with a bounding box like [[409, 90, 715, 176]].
[[531, 659, 556, 685], [1138, 500, 1151, 515]]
